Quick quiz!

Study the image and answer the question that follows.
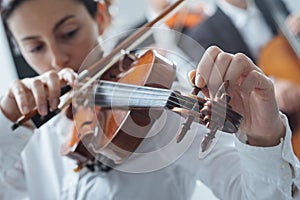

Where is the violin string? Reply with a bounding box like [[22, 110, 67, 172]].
[[93, 80, 201, 110], [78, 80, 167, 97], [90, 94, 201, 118], [75, 81, 202, 112], [78, 91, 200, 111], [97, 80, 174, 94], [91, 94, 204, 124]]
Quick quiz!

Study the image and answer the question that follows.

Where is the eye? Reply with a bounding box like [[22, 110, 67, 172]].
[[60, 28, 79, 40], [30, 44, 45, 53]]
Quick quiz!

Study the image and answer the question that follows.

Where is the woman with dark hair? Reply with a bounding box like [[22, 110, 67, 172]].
[[0, 0, 299, 199]]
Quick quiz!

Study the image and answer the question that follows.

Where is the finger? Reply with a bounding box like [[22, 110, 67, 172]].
[[223, 53, 258, 93], [58, 68, 77, 87], [188, 70, 209, 97], [207, 52, 233, 96], [10, 80, 31, 115], [195, 46, 222, 89], [188, 70, 196, 86], [239, 70, 273, 98], [42, 71, 61, 111], [29, 79, 48, 116]]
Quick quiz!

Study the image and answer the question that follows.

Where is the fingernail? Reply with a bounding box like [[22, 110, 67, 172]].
[[195, 72, 200, 84], [22, 106, 29, 114], [51, 99, 59, 110], [191, 75, 196, 85], [195, 75, 206, 88], [40, 104, 48, 116]]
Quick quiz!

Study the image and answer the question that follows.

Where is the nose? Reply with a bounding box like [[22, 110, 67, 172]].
[[49, 44, 70, 70]]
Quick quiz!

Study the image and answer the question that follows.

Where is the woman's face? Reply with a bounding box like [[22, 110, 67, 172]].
[[7, 0, 101, 74]]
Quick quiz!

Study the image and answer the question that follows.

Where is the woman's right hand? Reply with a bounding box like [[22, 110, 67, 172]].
[[190, 46, 285, 147], [0, 68, 76, 122]]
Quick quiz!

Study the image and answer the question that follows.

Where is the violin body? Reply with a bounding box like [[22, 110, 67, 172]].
[[166, 10, 204, 29], [61, 50, 177, 169], [165, 2, 205, 29], [94, 50, 176, 164]]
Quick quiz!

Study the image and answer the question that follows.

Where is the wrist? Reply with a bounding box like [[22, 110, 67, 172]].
[[247, 116, 286, 147]]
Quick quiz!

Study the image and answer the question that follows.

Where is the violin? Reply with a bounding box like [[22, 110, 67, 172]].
[[61, 49, 242, 171], [258, 1, 300, 85], [165, 3, 205, 29], [12, 0, 243, 171]]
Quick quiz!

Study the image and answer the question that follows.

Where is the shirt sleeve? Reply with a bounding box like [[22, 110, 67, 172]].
[[178, 113, 300, 200], [0, 110, 33, 199], [234, 113, 300, 199]]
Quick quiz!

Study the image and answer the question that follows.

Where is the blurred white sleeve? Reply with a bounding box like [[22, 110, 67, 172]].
[[0, 110, 32, 199]]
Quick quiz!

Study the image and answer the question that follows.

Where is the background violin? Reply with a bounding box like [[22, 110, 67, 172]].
[[258, 1, 300, 85], [165, 2, 205, 29]]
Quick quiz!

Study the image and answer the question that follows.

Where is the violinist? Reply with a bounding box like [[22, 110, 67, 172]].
[[0, 0, 300, 199]]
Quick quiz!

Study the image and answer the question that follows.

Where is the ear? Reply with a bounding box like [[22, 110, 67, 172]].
[[96, 2, 109, 35]]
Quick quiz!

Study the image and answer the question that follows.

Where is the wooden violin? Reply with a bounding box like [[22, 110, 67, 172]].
[[165, 3, 205, 29], [258, 2, 300, 85], [60, 49, 243, 171]]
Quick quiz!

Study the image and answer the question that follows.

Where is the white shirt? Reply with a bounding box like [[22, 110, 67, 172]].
[[0, 109, 299, 200], [217, 0, 274, 60]]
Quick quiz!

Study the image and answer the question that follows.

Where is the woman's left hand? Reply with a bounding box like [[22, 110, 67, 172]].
[[190, 46, 285, 147]]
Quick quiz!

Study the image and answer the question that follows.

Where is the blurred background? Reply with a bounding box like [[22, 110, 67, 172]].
[[0, 0, 300, 199], [1, 0, 299, 94]]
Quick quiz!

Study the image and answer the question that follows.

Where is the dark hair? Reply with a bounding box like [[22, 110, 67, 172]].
[[1, 0, 98, 30]]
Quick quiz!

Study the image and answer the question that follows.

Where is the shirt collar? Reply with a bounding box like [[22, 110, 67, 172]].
[[217, 0, 258, 28]]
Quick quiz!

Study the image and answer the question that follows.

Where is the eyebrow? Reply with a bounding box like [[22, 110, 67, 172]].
[[21, 15, 76, 41], [53, 15, 75, 31]]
